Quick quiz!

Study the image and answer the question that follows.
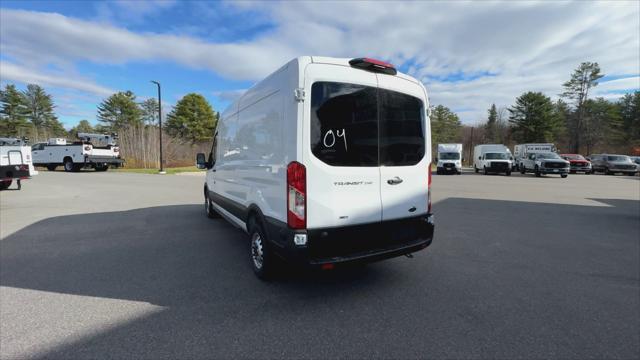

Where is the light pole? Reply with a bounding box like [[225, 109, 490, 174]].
[[150, 81, 165, 174]]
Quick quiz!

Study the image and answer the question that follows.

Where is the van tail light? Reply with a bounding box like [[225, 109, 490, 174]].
[[113, 147, 119, 153], [287, 161, 306, 229], [428, 163, 432, 213], [84, 145, 92, 151]]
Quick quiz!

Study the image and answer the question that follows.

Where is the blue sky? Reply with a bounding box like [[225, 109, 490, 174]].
[[1, 0, 638, 128]]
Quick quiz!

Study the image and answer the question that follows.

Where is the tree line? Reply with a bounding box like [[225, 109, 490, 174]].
[[430, 62, 639, 156], [0, 84, 218, 144], [1, 84, 219, 167]]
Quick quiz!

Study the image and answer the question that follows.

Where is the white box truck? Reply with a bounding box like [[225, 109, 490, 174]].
[[32, 133, 124, 172], [196, 56, 434, 279], [514, 143, 556, 170], [474, 144, 513, 175], [436, 143, 462, 174]]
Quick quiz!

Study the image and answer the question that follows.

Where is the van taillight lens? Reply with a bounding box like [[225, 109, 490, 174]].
[[84, 146, 92, 151], [428, 163, 432, 213], [287, 161, 306, 229], [113, 147, 119, 153]]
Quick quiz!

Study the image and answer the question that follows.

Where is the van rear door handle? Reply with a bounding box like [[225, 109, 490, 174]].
[[387, 176, 403, 185]]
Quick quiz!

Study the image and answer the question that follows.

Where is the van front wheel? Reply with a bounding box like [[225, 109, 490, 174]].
[[248, 217, 274, 280]]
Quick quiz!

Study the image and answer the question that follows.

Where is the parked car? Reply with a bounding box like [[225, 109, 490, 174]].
[[630, 156, 640, 172], [590, 154, 638, 175], [560, 154, 592, 174], [196, 56, 435, 280], [520, 152, 569, 178]]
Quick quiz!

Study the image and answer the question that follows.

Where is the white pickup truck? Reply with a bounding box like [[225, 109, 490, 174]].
[[32, 133, 124, 172], [0, 137, 37, 190]]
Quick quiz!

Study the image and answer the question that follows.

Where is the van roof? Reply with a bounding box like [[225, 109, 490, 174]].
[[220, 56, 424, 119]]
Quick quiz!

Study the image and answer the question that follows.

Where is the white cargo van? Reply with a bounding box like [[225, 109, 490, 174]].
[[197, 57, 435, 279], [474, 144, 513, 175], [436, 143, 462, 174], [514, 143, 556, 170]]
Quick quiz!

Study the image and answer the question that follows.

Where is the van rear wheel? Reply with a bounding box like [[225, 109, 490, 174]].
[[248, 217, 275, 280]]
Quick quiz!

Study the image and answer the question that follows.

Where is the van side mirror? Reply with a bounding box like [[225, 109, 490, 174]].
[[478, 156, 481, 160], [196, 153, 207, 170]]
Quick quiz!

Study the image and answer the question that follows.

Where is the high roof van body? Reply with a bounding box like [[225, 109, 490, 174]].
[[197, 56, 435, 278]]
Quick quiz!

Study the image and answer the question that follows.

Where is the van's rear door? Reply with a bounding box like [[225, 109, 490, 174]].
[[376, 75, 429, 221], [304, 64, 382, 228]]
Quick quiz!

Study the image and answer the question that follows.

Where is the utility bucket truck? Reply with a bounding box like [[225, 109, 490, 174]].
[[0, 137, 37, 190], [32, 133, 124, 172]]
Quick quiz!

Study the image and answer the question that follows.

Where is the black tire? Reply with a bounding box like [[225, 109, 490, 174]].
[[535, 166, 541, 177], [63, 159, 74, 172], [0, 180, 11, 190], [95, 164, 109, 172], [605, 167, 612, 175], [561, 174, 568, 178], [483, 166, 488, 175], [46, 164, 57, 171], [520, 165, 526, 174], [474, 166, 479, 173], [248, 216, 275, 280], [506, 170, 511, 176], [204, 189, 220, 219]]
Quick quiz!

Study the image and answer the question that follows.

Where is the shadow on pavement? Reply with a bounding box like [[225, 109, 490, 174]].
[[1, 198, 638, 358]]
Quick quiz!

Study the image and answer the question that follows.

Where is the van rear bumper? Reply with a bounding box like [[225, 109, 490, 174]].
[[268, 214, 435, 266]]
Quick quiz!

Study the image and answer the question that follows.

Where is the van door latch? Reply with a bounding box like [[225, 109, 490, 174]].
[[387, 176, 403, 185], [294, 88, 305, 102]]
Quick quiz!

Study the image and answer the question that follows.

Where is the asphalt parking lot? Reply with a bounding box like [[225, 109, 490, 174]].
[[1, 170, 638, 359]]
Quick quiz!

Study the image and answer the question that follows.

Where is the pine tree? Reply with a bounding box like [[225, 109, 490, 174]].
[[561, 62, 604, 153], [23, 84, 58, 140], [166, 93, 217, 143], [430, 105, 462, 144], [140, 98, 159, 125], [97, 91, 142, 131], [484, 104, 497, 143], [509, 92, 562, 143], [0, 84, 30, 137]]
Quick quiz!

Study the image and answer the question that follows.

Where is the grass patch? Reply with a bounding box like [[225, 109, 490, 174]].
[[113, 166, 201, 175]]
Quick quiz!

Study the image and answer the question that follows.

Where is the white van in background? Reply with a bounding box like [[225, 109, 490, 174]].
[[436, 143, 462, 175], [196, 56, 435, 279], [514, 143, 556, 170], [474, 144, 513, 175]]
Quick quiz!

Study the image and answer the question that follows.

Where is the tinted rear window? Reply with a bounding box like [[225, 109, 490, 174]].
[[310, 81, 424, 167], [379, 88, 425, 166]]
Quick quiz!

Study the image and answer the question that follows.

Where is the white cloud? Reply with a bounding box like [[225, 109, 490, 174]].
[[0, 61, 115, 96], [1, 1, 638, 123]]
